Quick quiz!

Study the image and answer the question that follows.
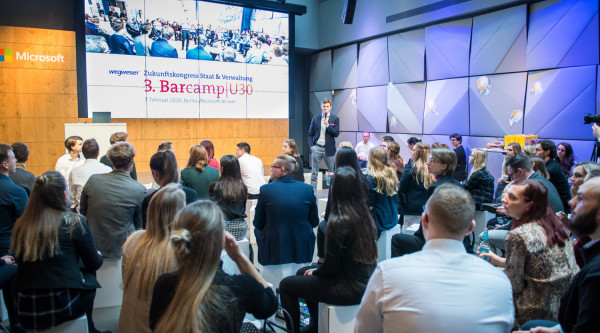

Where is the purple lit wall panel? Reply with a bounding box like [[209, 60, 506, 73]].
[[309, 51, 332, 92], [388, 29, 425, 83], [332, 45, 358, 90], [425, 18, 472, 80], [423, 78, 469, 135], [358, 37, 389, 87], [527, 0, 599, 70], [469, 72, 527, 137], [357, 86, 387, 133], [470, 6, 527, 75], [332, 89, 358, 132], [524, 66, 596, 140], [337, 131, 358, 148], [387, 82, 425, 134]]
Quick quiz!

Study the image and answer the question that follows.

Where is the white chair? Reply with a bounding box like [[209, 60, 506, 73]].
[[221, 238, 250, 275], [261, 263, 306, 290], [402, 215, 422, 234], [376, 225, 400, 263], [317, 198, 328, 219], [93, 257, 123, 308], [318, 303, 359, 333], [246, 199, 258, 245], [43, 314, 88, 333]]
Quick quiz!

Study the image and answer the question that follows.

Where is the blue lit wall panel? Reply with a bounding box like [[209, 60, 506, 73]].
[[469, 72, 527, 137], [358, 37, 389, 87], [470, 6, 527, 75], [387, 82, 425, 134], [337, 131, 358, 148], [524, 66, 596, 140], [527, 0, 599, 70], [332, 89, 358, 132], [357, 86, 387, 133], [423, 78, 469, 135], [309, 50, 332, 92], [388, 29, 425, 83], [332, 44, 358, 90], [425, 18, 472, 80]]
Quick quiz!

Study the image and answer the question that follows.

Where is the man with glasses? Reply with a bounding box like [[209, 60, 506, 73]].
[[253, 155, 319, 268], [449, 133, 467, 182]]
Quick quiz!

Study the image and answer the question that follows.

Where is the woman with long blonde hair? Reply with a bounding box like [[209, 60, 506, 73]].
[[181, 144, 220, 199], [387, 141, 404, 180], [464, 149, 494, 210], [397, 142, 435, 220], [367, 147, 399, 235], [150, 201, 277, 333], [119, 184, 185, 333]]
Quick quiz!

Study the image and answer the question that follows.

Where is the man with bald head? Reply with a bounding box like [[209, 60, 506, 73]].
[[356, 184, 514, 332]]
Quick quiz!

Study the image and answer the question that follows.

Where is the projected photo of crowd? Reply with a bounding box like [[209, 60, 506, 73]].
[[84, 0, 289, 65]]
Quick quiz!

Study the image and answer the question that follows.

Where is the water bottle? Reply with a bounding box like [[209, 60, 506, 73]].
[[479, 228, 490, 261]]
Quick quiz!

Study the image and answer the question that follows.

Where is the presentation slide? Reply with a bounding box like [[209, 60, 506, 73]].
[[83, 0, 289, 118]]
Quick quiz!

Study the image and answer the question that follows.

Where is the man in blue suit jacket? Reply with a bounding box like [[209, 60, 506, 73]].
[[254, 155, 319, 266], [150, 26, 178, 58], [307, 98, 339, 192]]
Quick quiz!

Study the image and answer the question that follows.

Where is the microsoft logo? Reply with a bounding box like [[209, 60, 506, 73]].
[[0, 49, 12, 62]]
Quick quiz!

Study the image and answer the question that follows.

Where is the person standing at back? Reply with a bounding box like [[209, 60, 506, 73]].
[[450, 133, 467, 182], [308, 98, 339, 193], [236, 142, 265, 199]]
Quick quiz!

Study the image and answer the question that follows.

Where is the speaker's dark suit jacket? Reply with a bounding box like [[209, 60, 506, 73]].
[[253, 176, 319, 265], [308, 113, 340, 157]]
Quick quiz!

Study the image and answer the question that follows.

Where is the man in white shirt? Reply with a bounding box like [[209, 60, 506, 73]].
[[55, 136, 84, 181], [356, 184, 514, 333], [355, 132, 375, 168], [236, 142, 265, 199], [69, 139, 112, 212]]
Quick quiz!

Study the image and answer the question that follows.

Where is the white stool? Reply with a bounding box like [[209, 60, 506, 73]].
[[93, 257, 123, 308], [474, 210, 494, 242], [43, 314, 88, 333], [376, 225, 400, 263], [317, 198, 328, 219], [261, 263, 306, 290], [221, 238, 251, 275], [318, 303, 359, 333], [402, 215, 422, 234], [246, 200, 258, 245]]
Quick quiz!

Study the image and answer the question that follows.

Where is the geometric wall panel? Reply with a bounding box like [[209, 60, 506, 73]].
[[423, 77, 469, 135], [527, 0, 599, 71], [469, 72, 527, 137], [524, 65, 596, 140], [388, 29, 425, 83], [309, 50, 332, 92], [357, 86, 387, 133], [358, 37, 389, 87], [470, 5, 527, 76], [337, 131, 358, 148], [309, 91, 333, 118], [332, 44, 358, 90], [387, 82, 425, 134], [425, 18, 472, 80], [332, 89, 358, 132]]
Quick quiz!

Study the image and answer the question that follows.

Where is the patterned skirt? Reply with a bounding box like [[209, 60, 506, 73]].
[[226, 218, 248, 241]]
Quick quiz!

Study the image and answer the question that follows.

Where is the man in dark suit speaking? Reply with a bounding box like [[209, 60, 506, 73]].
[[253, 155, 319, 267], [308, 98, 339, 193]]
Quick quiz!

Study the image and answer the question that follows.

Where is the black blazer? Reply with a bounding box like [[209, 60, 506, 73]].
[[453, 145, 467, 182], [308, 113, 340, 156], [16, 213, 103, 290], [397, 161, 429, 216]]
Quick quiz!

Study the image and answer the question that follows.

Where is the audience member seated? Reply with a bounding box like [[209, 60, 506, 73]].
[[392, 148, 461, 257], [9, 142, 35, 196], [406, 137, 421, 162], [150, 25, 177, 58], [185, 34, 212, 60], [109, 18, 134, 55], [150, 201, 277, 332], [317, 147, 368, 264], [395, 142, 434, 229], [450, 133, 467, 182], [280, 167, 377, 333], [498, 143, 522, 197], [536, 140, 571, 213], [357, 184, 515, 332], [236, 142, 265, 199], [253, 155, 318, 266], [355, 132, 375, 169], [181, 145, 219, 200], [208, 155, 248, 240], [367, 147, 399, 236], [518, 178, 600, 333], [11, 171, 108, 333], [69, 139, 112, 213], [387, 141, 404, 180], [119, 184, 183, 333], [282, 139, 304, 182], [200, 140, 220, 170], [133, 22, 153, 56], [151, 142, 174, 189], [464, 149, 495, 210], [142, 150, 198, 228], [530, 156, 551, 179], [555, 142, 575, 177], [523, 145, 536, 156], [55, 135, 84, 181], [480, 180, 578, 328], [81, 142, 146, 258], [100, 132, 138, 180]]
